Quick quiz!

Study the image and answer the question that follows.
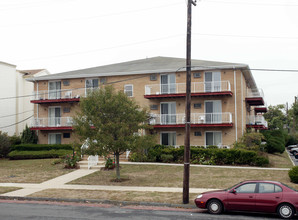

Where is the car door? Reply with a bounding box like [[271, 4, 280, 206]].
[[255, 183, 283, 213], [226, 183, 257, 211]]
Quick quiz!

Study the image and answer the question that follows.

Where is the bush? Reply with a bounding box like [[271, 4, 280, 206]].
[[11, 144, 73, 151], [0, 131, 11, 158], [234, 132, 264, 152], [21, 125, 38, 144], [129, 145, 269, 167], [262, 130, 285, 154], [104, 157, 115, 169], [64, 152, 80, 169], [9, 135, 21, 145], [289, 166, 298, 183], [8, 149, 72, 160]]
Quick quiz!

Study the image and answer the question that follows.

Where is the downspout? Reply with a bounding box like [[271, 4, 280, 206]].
[[233, 67, 238, 141], [241, 72, 243, 136]]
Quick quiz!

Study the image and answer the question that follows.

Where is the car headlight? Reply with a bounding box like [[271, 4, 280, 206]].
[[196, 194, 203, 199]]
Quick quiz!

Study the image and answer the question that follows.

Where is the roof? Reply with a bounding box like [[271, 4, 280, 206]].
[[19, 69, 46, 76], [27, 56, 257, 88]]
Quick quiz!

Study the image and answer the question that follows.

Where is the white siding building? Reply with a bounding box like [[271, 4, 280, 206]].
[[0, 61, 49, 136]]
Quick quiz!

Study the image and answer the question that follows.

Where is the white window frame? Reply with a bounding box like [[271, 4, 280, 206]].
[[48, 80, 61, 99], [48, 133, 62, 144], [48, 106, 61, 127], [205, 131, 222, 146], [160, 131, 176, 146], [85, 78, 99, 95], [160, 102, 176, 125], [124, 84, 133, 97]]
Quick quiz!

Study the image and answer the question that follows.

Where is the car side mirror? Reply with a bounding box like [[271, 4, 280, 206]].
[[231, 189, 237, 194]]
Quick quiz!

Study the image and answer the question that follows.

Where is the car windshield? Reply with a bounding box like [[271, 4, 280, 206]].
[[281, 183, 298, 192], [224, 182, 242, 191]]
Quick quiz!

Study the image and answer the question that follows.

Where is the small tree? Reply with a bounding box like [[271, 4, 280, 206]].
[[74, 86, 154, 180], [21, 125, 38, 144], [0, 131, 11, 158]]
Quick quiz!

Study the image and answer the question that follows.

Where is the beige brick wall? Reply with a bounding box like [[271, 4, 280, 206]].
[[32, 69, 253, 146]]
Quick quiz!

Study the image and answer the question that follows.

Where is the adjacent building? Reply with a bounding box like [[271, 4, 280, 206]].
[[0, 61, 50, 136], [27, 57, 267, 146]]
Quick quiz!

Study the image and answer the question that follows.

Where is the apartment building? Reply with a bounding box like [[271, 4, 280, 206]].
[[0, 61, 49, 136], [28, 57, 267, 146]]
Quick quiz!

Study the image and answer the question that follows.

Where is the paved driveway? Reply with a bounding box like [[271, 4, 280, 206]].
[[287, 149, 298, 166]]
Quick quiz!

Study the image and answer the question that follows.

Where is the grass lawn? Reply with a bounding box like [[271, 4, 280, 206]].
[[70, 164, 298, 190], [267, 151, 293, 168], [0, 187, 22, 194], [0, 158, 72, 183], [30, 189, 198, 204]]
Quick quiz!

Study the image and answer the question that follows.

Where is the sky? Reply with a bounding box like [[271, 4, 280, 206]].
[[0, 0, 297, 106]]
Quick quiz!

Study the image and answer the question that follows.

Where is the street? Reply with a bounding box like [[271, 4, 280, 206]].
[[0, 200, 291, 220]]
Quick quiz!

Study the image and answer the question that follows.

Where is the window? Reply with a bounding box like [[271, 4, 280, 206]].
[[235, 183, 257, 193], [150, 74, 157, 81], [161, 74, 176, 94], [194, 131, 202, 136], [124, 84, 133, 97], [49, 133, 62, 144], [160, 102, 176, 124], [100, 78, 106, 84], [161, 132, 176, 146], [259, 183, 282, 193], [205, 131, 222, 146], [150, 104, 158, 110], [205, 100, 222, 123], [63, 133, 71, 138], [49, 81, 61, 99], [204, 71, 221, 92], [85, 79, 98, 94], [194, 103, 202, 109], [49, 107, 61, 127]]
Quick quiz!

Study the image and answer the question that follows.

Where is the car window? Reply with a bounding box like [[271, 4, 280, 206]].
[[235, 183, 257, 193], [259, 183, 283, 193]]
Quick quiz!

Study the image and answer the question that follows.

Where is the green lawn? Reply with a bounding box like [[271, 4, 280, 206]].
[[0, 158, 72, 183], [70, 164, 297, 190]]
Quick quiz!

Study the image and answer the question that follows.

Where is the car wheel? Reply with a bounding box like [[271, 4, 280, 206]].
[[292, 151, 297, 155], [277, 203, 294, 219], [207, 199, 223, 214]]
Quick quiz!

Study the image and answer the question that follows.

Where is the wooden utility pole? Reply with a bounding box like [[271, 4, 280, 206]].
[[183, 0, 196, 204]]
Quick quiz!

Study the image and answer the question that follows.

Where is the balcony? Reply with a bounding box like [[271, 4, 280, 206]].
[[149, 112, 233, 128], [246, 115, 268, 130], [254, 102, 268, 113], [144, 81, 232, 99], [31, 88, 87, 104], [31, 117, 74, 130], [246, 88, 265, 106]]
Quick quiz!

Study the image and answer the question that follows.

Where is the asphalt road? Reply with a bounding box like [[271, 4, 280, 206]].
[[287, 149, 298, 165], [0, 200, 292, 220]]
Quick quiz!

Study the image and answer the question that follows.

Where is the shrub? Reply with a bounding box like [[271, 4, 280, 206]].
[[21, 125, 38, 144], [234, 132, 264, 152], [9, 135, 21, 145], [160, 154, 174, 163], [0, 131, 11, 158], [8, 149, 72, 160], [104, 157, 115, 169], [64, 151, 80, 169], [289, 166, 298, 183], [262, 130, 285, 154], [11, 144, 73, 151]]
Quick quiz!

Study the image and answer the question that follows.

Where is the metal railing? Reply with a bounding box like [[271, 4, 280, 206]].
[[31, 88, 99, 101], [145, 81, 231, 95], [31, 117, 74, 127], [149, 112, 232, 125], [247, 115, 268, 127], [246, 88, 264, 98]]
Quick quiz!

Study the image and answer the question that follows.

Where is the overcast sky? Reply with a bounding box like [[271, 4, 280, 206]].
[[0, 0, 297, 106]]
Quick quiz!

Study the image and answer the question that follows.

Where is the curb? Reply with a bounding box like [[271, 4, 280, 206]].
[[0, 195, 197, 209]]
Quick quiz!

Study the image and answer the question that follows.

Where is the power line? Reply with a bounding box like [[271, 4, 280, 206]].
[[0, 110, 33, 119], [202, 0, 298, 7], [0, 115, 33, 129]]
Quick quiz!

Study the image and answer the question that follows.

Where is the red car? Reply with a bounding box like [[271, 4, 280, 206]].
[[194, 180, 298, 219]]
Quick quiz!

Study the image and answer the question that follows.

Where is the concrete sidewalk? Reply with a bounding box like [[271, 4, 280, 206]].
[[0, 167, 217, 198]]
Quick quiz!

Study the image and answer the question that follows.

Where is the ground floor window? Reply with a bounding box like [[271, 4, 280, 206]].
[[161, 132, 176, 146], [49, 133, 62, 144], [205, 131, 222, 146]]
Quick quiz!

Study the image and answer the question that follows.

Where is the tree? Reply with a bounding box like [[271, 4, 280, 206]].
[[74, 86, 154, 180], [21, 125, 38, 144], [263, 105, 287, 130], [0, 131, 11, 158]]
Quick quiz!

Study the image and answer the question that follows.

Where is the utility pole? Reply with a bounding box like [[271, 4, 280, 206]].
[[183, 0, 196, 204]]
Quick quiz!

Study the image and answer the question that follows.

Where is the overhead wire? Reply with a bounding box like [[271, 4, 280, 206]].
[[0, 110, 33, 118], [0, 115, 33, 129]]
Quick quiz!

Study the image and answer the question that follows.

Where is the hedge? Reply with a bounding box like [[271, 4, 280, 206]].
[[8, 149, 72, 160], [289, 166, 298, 183], [130, 145, 269, 167], [11, 144, 73, 152]]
